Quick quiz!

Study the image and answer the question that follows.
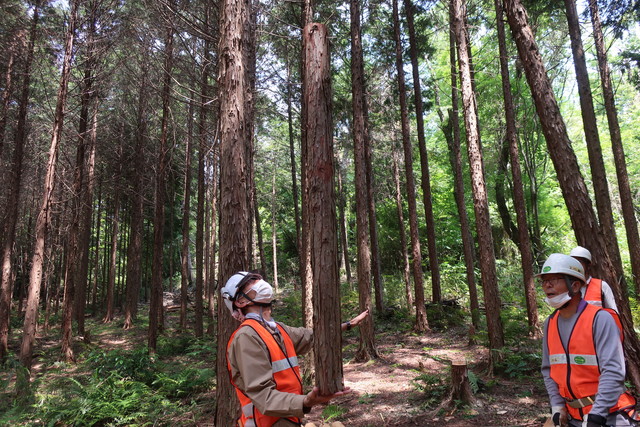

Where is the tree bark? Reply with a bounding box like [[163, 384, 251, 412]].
[[350, 0, 377, 361], [195, 0, 213, 338], [20, 0, 78, 377], [564, 0, 626, 290], [304, 23, 343, 395], [452, 0, 504, 358], [503, 0, 640, 392], [404, 0, 441, 304], [392, 146, 413, 313], [214, 0, 252, 420], [102, 193, 120, 324], [443, 3, 480, 330], [180, 100, 195, 331], [392, 0, 429, 333], [149, 16, 175, 353], [0, 2, 40, 363], [494, 0, 539, 337], [0, 30, 20, 158], [123, 39, 149, 330], [588, 0, 640, 296]]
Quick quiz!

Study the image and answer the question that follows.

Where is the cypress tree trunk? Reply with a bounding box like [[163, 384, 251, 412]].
[[0, 2, 40, 363], [392, 0, 429, 332], [564, 0, 626, 289], [494, 0, 539, 337], [452, 0, 504, 359], [350, 0, 377, 361], [214, 0, 252, 419], [588, 0, 640, 296], [304, 22, 343, 395], [20, 0, 79, 378], [404, 0, 441, 304]]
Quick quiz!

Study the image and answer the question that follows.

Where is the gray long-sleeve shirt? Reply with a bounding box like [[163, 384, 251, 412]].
[[541, 300, 626, 423]]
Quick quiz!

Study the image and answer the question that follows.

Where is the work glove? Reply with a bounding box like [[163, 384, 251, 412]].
[[552, 405, 568, 427], [581, 413, 607, 427]]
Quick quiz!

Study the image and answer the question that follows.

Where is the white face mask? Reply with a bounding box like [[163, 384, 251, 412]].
[[243, 279, 274, 304], [545, 292, 572, 309]]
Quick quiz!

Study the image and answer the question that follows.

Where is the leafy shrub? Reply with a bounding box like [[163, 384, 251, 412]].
[[85, 347, 157, 385], [494, 347, 542, 379], [425, 300, 466, 331], [412, 372, 450, 407], [152, 368, 215, 398], [32, 374, 176, 426], [321, 404, 347, 422]]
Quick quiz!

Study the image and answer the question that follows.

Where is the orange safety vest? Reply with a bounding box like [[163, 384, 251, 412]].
[[584, 278, 603, 306], [227, 319, 303, 427], [547, 303, 636, 421], [584, 278, 624, 341]]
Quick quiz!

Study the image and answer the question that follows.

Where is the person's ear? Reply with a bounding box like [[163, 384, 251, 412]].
[[571, 281, 581, 294]]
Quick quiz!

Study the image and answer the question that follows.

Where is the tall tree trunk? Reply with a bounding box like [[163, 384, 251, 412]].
[[588, 0, 640, 295], [300, 0, 314, 330], [404, 0, 441, 304], [123, 39, 150, 330], [271, 156, 279, 291], [214, 0, 252, 420], [452, 0, 504, 358], [195, 0, 213, 338], [392, 0, 429, 332], [304, 22, 343, 395], [504, 0, 640, 392], [63, 7, 100, 355], [0, 2, 40, 363], [494, 0, 539, 337], [206, 135, 219, 336], [75, 100, 98, 336], [285, 58, 301, 266], [564, 0, 625, 288], [442, 3, 480, 330], [0, 31, 20, 157], [180, 100, 195, 331], [103, 193, 120, 323], [19, 0, 78, 379], [392, 144, 413, 314], [149, 17, 175, 353], [337, 160, 351, 282], [350, 0, 377, 361]]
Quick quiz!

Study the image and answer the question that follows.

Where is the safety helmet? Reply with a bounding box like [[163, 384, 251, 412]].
[[220, 271, 273, 314], [537, 253, 585, 282], [569, 246, 592, 264]]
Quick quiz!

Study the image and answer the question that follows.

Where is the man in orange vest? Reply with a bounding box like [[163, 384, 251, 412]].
[[569, 246, 618, 312], [222, 271, 369, 427], [538, 254, 637, 427]]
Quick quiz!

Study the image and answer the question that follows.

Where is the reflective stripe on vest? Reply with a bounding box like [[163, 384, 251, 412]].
[[547, 303, 635, 420], [584, 278, 603, 307], [227, 319, 303, 427]]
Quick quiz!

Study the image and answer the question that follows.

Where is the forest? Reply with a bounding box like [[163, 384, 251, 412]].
[[1, 0, 640, 425]]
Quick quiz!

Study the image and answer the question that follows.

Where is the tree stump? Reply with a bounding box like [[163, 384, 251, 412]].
[[449, 359, 475, 406]]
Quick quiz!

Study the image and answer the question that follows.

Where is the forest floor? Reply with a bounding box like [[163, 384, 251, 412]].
[[1, 298, 550, 426], [298, 325, 549, 427]]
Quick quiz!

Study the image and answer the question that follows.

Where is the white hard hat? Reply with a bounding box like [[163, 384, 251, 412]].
[[569, 246, 592, 264], [537, 253, 585, 282], [220, 271, 273, 313]]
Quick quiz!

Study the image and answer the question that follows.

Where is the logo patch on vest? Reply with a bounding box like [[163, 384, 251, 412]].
[[574, 356, 586, 364]]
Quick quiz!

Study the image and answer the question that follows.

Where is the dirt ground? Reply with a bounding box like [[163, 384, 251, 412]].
[[301, 329, 549, 427]]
